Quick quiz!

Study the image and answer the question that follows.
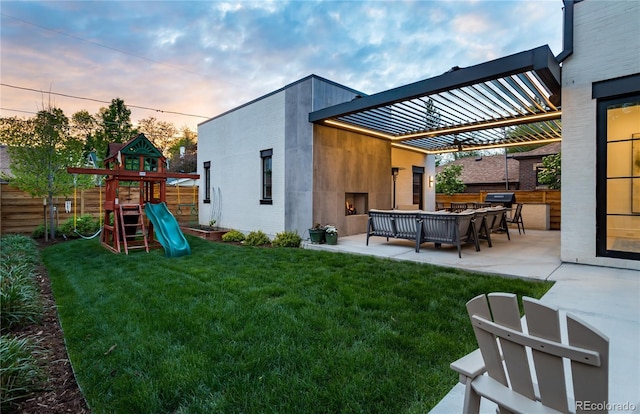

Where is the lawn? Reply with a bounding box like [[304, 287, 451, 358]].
[[42, 236, 552, 414]]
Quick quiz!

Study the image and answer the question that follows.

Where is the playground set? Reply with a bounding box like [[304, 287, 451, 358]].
[[68, 133, 199, 257]]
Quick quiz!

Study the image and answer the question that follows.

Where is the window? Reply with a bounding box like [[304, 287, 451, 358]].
[[596, 92, 640, 260], [124, 155, 140, 171], [412, 166, 424, 210], [203, 161, 211, 203], [260, 149, 272, 205]]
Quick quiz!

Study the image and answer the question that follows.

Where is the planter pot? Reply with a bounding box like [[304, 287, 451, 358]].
[[309, 228, 325, 244], [325, 233, 338, 245]]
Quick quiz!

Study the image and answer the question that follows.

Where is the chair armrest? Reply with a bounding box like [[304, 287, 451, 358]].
[[450, 348, 486, 383], [471, 375, 563, 414]]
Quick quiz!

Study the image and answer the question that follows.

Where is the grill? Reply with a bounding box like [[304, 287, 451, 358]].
[[484, 193, 516, 208]]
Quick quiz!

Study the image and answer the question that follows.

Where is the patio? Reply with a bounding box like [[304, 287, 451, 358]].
[[305, 228, 561, 280], [304, 229, 640, 413]]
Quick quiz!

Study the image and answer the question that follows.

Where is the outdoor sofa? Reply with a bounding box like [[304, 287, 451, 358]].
[[366, 208, 491, 258]]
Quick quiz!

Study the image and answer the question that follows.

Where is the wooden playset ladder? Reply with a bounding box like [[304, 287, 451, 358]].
[[118, 204, 149, 254]]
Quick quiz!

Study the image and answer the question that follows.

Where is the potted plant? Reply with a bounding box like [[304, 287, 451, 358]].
[[308, 223, 325, 244], [324, 225, 338, 245]]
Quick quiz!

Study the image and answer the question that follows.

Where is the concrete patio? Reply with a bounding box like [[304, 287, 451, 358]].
[[304, 229, 639, 413]]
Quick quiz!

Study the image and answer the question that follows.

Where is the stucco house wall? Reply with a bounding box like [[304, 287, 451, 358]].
[[198, 91, 287, 236], [391, 148, 433, 209], [198, 75, 364, 238], [561, 0, 640, 269], [313, 125, 392, 236]]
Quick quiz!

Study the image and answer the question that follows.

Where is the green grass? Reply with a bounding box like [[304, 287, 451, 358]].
[[42, 236, 552, 414]]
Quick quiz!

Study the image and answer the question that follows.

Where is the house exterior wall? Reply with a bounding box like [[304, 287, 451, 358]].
[[313, 125, 391, 236], [517, 159, 540, 191], [198, 92, 286, 237], [390, 148, 433, 210], [284, 77, 362, 237], [198, 75, 363, 239], [561, 0, 640, 269]]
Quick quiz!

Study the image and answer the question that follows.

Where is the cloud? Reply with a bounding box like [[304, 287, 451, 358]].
[[1, 0, 563, 132]]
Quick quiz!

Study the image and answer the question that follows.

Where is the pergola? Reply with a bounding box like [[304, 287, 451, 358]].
[[309, 45, 562, 154]]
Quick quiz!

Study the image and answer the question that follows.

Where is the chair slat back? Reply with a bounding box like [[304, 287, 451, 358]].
[[466, 295, 508, 386], [486, 208, 505, 232], [421, 213, 457, 243], [392, 212, 420, 239], [513, 203, 523, 221], [488, 294, 536, 400], [523, 298, 569, 412], [450, 202, 470, 212], [456, 212, 474, 242], [369, 210, 396, 236], [568, 314, 609, 413], [467, 293, 609, 414]]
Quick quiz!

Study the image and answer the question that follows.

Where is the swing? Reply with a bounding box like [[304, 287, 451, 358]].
[[72, 173, 103, 239], [176, 178, 198, 225]]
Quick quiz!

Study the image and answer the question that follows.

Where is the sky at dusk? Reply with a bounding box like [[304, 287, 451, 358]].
[[1, 0, 564, 133]]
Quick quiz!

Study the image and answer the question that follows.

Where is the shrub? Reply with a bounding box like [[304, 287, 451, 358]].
[[272, 231, 302, 248], [31, 224, 46, 239], [1, 236, 42, 333], [0, 334, 45, 411], [58, 215, 100, 238], [221, 230, 245, 243], [244, 230, 271, 247], [0, 235, 38, 267]]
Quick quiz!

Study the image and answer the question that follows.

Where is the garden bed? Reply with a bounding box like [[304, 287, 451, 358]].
[[180, 226, 229, 241]]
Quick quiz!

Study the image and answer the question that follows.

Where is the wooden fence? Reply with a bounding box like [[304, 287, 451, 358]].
[[436, 190, 561, 230], [1, 184, 561, 234], [0, 183, 200, 235]]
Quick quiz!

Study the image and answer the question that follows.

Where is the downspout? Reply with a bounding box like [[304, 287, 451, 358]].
[[556, 0, 582, 63]]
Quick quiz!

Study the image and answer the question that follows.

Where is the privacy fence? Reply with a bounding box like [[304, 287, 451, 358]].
[[436, 190, 561, 230], [1, 184, 561, 235], [0, 183, 200, 235]]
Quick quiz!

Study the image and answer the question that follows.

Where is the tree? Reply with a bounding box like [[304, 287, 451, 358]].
[[435, 164, 466, 195], [167, 126, 197, 173], [88, 98, 138, 159], [538, 152, 561, 189], [137, 117, 178, 156], [1, 106, 87, 240]]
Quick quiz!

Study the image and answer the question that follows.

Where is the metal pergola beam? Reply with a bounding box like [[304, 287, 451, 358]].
[[309, 45, 560, 124]]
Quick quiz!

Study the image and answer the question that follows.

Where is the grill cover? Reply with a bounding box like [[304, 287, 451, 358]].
[[484, 192, 516, 207]]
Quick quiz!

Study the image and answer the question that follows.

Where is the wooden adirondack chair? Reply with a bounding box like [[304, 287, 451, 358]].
[[451, 293, 609, 414]]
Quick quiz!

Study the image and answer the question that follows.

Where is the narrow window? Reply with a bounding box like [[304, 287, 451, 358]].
[[203, 161, 211, 204], [260, 149, 273, 205], [412, 166, 424, 210]]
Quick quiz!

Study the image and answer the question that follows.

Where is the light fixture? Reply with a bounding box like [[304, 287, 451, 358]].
[[391, 167, 400, 209], [428, 175, 434, 188]]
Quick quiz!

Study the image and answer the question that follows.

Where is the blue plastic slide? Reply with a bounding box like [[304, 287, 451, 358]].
[[145, 202, 191, 257]]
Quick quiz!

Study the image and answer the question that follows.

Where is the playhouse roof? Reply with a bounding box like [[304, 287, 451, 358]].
[[105, 133, 165, 162]]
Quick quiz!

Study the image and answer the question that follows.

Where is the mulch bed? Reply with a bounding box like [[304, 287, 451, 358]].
[[11, 240, 89, 413]]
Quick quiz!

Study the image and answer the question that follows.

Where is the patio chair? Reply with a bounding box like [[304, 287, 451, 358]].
[[418, 211, 479, 257], [477, 207, 510, 246], [451, 293, 609, 414], [450, 202, 471, 212], [508, 203, 525, 234]]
